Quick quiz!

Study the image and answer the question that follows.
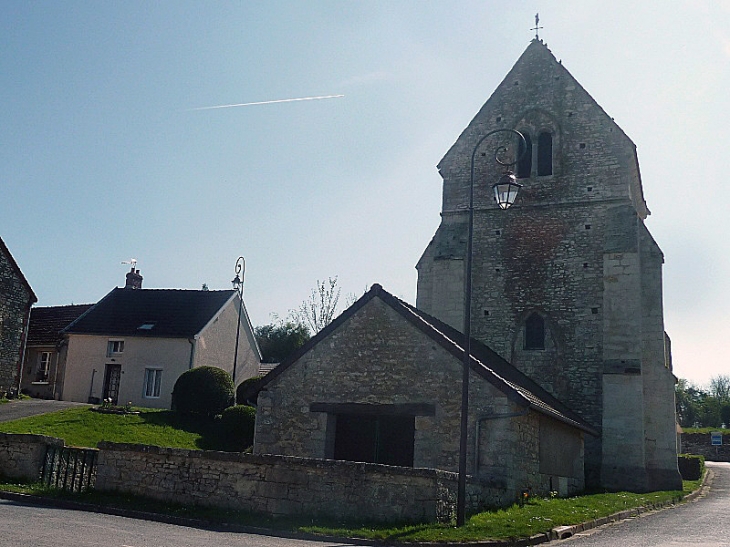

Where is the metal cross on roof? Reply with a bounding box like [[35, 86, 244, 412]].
[[531, 13, 543, 40]]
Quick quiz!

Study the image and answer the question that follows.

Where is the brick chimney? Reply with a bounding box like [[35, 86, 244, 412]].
[[125, 267, 143, 289]]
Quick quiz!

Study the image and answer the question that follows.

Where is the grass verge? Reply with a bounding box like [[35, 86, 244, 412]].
[[0, 478, 698, 543], [0, 406, 229, 450]]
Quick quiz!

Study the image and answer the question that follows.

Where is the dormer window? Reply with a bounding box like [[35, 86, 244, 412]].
[[537, 132, 553, 176], [107, 340, 124, 357]]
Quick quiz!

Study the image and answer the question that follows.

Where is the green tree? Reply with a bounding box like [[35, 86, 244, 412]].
[[676, 379, 704, 428], [255, 321, 311, 363]]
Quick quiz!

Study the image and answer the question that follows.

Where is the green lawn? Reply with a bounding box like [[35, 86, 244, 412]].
[[0, 407, 223, 450], [303, 487, 690, 542]]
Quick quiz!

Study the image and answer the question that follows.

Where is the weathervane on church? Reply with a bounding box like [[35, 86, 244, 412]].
[[531, 13, 543, 40]]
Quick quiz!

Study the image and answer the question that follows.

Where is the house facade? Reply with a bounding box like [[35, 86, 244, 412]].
[[248, 284, 595, 504], [0, 237, 36, 397], [21, 304, 93, 399], [56, 271, 260, 408], [416, 39, 681, 491]]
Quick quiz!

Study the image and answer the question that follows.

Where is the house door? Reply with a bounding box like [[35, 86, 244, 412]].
[[333, 414, 415, 467], [102, 364, 122, 405]]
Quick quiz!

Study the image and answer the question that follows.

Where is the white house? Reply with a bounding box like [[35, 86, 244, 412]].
[[56, 269, 261, 408]]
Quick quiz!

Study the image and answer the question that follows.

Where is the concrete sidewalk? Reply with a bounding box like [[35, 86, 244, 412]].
[[0, 399, 88, 422]]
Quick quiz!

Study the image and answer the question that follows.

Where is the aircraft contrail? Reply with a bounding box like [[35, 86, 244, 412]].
[[188, 94, 344, 111]]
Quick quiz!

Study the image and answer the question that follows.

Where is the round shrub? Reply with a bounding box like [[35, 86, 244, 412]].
[[171, 366, 234, 416], [219, 404, 256, 451], [236, 374, 265, 405]]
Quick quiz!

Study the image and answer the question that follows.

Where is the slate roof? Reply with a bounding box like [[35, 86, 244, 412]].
[[62, 288, 236, 338], [245, 283, 598, 436], [27, 304, 95, 345]]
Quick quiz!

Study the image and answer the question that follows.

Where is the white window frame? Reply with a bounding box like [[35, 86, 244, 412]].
[[143, 368, 163, 398], [107, 340, 125, 357], [37, 352, 52, 383]]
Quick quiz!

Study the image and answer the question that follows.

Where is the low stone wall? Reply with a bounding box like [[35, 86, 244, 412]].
[[680, 433, 730, 462], [96, 442, 469, 523], [0, 433, 506, 523], [0, 433, 63, 480]]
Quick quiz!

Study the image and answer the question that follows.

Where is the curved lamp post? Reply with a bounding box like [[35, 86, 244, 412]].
[[231, 256, 245, 385], [457, 129, 526, 526]]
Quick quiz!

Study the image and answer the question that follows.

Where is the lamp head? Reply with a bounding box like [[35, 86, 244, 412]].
[[231, 274, 242, 291], [492, 172, 522, 210]]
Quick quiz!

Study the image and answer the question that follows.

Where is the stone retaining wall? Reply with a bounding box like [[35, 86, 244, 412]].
[[0, 433, 503, 523], [680, 433, 730, 462], [96, 442, 478, 523], [0, 433, 63, 480]]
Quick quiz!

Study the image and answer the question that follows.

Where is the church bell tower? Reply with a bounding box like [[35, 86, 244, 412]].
[[416, 39, 681, 491]]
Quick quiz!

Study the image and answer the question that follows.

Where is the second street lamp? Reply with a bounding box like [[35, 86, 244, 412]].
[[231, 256, 245, 385], [456, 128, 526, 526]]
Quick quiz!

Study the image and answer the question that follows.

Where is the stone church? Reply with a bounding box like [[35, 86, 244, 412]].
[[416, 39, 681, 491]]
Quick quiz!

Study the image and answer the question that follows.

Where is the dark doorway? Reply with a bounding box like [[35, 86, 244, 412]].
[[333, 414, 415, 467], [102, 364, 122, 405]]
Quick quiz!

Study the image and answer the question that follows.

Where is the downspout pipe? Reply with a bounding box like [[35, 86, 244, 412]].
[[188, 337, 198, 370], [474, 407, 530, 475]]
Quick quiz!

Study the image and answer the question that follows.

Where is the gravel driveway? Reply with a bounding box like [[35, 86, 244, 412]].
[[0, 399, 88, 423]]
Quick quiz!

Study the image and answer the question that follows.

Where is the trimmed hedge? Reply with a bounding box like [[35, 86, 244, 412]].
[[219, 405, 256, 451], [171, 366, 234, 416], [236, 374, 265, 404], [678, 453, 705, 481]]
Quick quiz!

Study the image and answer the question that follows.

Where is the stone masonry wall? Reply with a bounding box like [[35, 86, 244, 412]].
[[96, 442, 469, 523], [0, 248, 33, 396], [254, 296, 585, 506], [680, 433, 730, 462], [0, 432, 571, 523], [0, 433, 63, 480]]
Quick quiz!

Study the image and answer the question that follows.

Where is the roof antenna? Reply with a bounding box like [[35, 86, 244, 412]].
[[121, 258, 138, 269], [531, 13, 543, 40]]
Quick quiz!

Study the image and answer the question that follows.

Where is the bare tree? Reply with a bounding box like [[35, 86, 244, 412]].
[[292, 277, 341, 334], [709, 375, 730, 402]]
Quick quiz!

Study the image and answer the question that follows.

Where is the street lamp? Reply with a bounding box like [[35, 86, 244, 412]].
[[231, 256, 245, 385], [457, 129, 525, 526]]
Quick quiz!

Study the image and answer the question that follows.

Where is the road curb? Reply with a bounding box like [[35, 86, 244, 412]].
[[545, 467, 712, 542]]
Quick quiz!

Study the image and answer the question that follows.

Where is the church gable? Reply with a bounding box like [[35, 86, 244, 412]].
[[436, 39, 648, 219]]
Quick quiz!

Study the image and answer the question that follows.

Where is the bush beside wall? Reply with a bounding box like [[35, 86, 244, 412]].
[[677, 454, 704, 481]]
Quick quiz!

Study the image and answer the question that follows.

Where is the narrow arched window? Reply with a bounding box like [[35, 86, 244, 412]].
[[524, 313, 545, 350], [516, 133, 532, 179], [537, 131, 553, 176]]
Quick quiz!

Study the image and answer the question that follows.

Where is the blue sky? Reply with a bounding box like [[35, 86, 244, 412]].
[[2, 1, 728, 385]]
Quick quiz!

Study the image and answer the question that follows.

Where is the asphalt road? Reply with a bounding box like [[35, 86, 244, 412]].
[[564, 462, 730, 546], [0, 399, 87, 422], [0, 499, 362, 547]]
